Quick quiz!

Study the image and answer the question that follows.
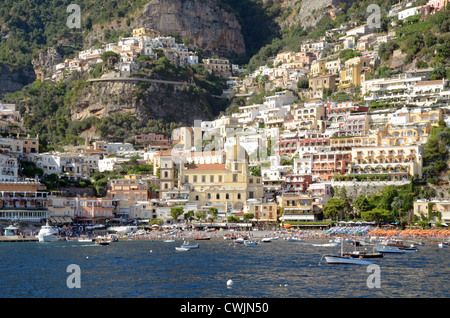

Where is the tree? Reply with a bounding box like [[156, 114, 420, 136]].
[[322, 198, 346, 220], [208, 207, 218, 224], [184, 210, 195, 223], [353, 195, 373, 216], [195, 211, 207, 224], [243, 213, 254, 223], [391, 197, 404, 220], [361, 208, 393, 224], [170, 207, 184, 223]]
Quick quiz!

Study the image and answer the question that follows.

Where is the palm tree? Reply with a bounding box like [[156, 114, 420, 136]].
[[391, 197, 404, 227]]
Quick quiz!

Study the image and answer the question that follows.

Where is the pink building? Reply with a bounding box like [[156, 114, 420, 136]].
[[427, 0, 448, 11], [422, 0, 449, 19], [73, 197, 116, 224]]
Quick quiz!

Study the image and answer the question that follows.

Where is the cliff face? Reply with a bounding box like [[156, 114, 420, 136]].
[[276, 0, 357, 29], [0, 64, 35, 95], [70, 80, 214, 125], [132, 0, 246, 56], [31, 47, 63, 81]]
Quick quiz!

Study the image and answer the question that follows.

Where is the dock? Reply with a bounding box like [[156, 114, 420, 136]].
[[0, 235, 38, 242]]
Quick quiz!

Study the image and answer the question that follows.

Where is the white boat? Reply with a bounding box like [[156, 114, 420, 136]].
[[37, 222, 59, 242], [164, 239, 175, 243], [320, 241, 372, 265], [78, 236, 94, 243], [322, 254, 372, 265], [244, 240, 261, 247], [375, 241, 418, 253], [286, 236, 304, 242], [261, 237, 272, 243], [438, 242, 449, 248], [181, 241, 199, 249], [175, 247, 190, 252], [234, 237, 246, 244], [311, 242, 340, 247]]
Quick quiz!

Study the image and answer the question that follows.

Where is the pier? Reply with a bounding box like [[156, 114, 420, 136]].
[[0, 235, 38, 242]]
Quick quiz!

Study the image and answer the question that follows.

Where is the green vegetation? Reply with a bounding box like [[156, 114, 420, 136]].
[[0, 0, 149, 73]]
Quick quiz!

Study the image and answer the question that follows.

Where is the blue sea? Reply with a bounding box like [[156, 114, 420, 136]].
[[0, 238, 448, 301]]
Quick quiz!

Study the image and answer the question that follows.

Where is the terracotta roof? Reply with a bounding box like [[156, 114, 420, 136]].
[[415, 80, 445, 86], [184, 164, 226, 170], [85, 148, 106, 153]]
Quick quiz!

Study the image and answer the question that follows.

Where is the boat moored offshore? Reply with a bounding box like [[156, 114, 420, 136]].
[[375, 240, 418, 253]]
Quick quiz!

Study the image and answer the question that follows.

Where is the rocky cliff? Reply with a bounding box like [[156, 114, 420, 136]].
[[131, 0, 246, 56], [275, 0, 357, 29], [70, 80, 215, 125]]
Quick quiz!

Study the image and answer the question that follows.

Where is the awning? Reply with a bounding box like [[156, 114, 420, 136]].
[[49, 217, 72, 224]]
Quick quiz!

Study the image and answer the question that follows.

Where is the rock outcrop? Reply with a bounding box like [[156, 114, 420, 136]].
[[276, 0, 357, 30], [31, 47, 63, 82], [132, 0, 246, 56], [70, 80, 215, 126]]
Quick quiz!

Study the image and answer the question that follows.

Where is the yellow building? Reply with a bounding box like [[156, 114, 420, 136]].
[[132, 28, 160, 38], [244, 201, 278, 223], [414, 200, 450, 225], [350, 145, 424, 177], [180, 141, 263, 211], [340, 63, 363, 89], [277, 194, 321, 222], [310, 60, 326, 77], [339, 56, 371, 90]]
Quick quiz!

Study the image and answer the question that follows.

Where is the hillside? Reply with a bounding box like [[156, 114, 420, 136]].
[[1, 0, 449, 151]]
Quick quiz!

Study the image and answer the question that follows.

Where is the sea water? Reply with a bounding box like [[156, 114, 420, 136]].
[[0, 239, 448, 298]]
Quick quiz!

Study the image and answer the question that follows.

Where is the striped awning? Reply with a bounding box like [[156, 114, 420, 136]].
[[49, 217, 72, 224]]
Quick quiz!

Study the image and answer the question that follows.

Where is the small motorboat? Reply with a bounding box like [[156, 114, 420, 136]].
[[78, 236, 95, 243], [234, 237, 246, 244], [438, 242, 449, 248], [261, 237, 272, 243], [175, 247, 190, 252], [376, 241, 418, 253], [286, 236, 304, 242], [244, 240, 261, 247], [95, 240, 110, 246], [343, 251, 383, 259], [181, 241, 199, 249], [195, 236, 211, 241], [321, 254, 372, 265]]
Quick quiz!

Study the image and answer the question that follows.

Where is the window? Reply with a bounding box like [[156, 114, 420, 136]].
[[233, 174, 238, 182], [207, 193, 211, 200], [185, 176, 189, 183], [219, 176, 222, 182], [237, 193, 241, 200], [216, 193, 220, 200], [202, 176, 206, 182], [195, 195, 199, 201], [226, 193, 229, 200], [193, 176, 197, 182], [210, 176, 214, 182]]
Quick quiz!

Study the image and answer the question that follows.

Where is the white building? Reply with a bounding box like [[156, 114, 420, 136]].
[[0, 154, 19, 181]]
